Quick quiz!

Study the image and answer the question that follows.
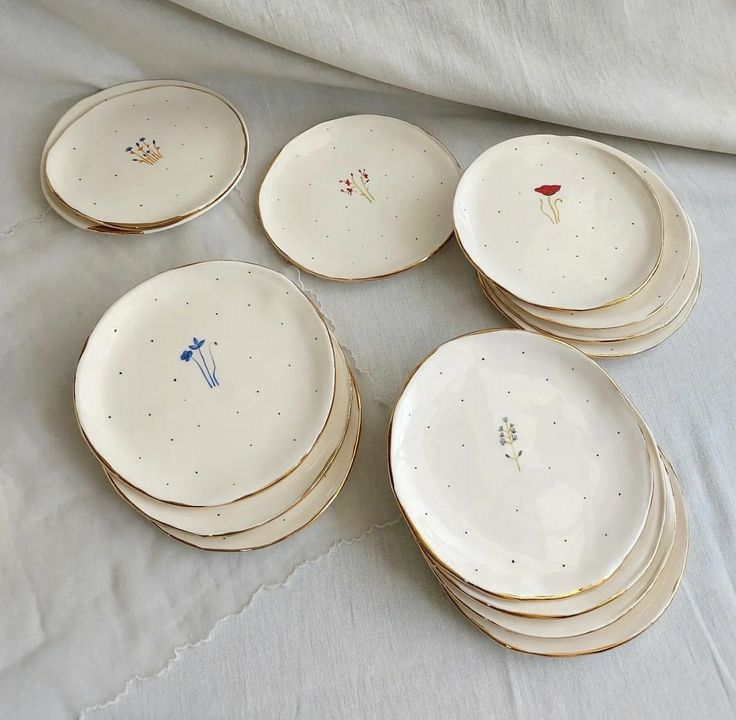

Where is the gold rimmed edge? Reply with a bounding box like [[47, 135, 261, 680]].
[[386, 327, 658, 601], [117, 339, 356, 537], [481, 269, 702, 359], [452, 134, 666, 312], [441, 448, 688, 656], [256, 113, 461, 282], [73, 259, 340, 508], [142, 367, 363, 552], [42, 81, 249, 232]]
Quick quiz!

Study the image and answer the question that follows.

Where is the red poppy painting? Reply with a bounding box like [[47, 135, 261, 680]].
[[534, 184, 563, 224]]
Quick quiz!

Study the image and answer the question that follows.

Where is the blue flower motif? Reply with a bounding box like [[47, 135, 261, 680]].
[[180, 349, 193, 362], [189, 337, 205, 351]]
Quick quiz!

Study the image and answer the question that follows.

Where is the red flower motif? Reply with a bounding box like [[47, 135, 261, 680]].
[[534, 184, 561, 197]]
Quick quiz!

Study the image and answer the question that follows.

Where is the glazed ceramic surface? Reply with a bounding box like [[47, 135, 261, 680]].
[[46, 85, 247, 226], [449, 453, 687, 655], [439, 450, 675, 637], [454, 135, 663, 310], [140, 376, 362, 551], [485, 268, 701, 358], [258, 114, 461, 280], [505, 138, 692, 328], [425, 409, 668, 618], [487, 220, 700, 342], [390, 329, 653, 599], [109, 336, 352, 535], [75, 261, 336, 507]]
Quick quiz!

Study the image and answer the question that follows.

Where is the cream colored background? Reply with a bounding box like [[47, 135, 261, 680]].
[[0, 1, 734, 718]]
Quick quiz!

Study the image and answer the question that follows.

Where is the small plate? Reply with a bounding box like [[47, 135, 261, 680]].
[[258, 114, 461, 280], [502, 138, 693, 328], [427, 413, 668, 618], [108, 337, 353, 535], [485, 218, 700, 342], [485, 268, 701, 358], [446, 452, 687, 655], [75, 261, 336, 507], [46, 84, 247, 227], [389, 329, 653, 599], [454, 135, 663, 310], [136, 375, 362, 551]]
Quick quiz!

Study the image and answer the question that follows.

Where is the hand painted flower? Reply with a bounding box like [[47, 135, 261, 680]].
[[188, 337, 206, 351], [180, 349, 193, 361], [534, 184, 561, 197]]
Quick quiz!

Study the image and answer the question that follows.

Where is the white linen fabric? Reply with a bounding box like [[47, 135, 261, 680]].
[[0, 2, 734, 719]]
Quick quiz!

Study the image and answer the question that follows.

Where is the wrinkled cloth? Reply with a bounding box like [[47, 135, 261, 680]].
[[0, 2, 734, 719]]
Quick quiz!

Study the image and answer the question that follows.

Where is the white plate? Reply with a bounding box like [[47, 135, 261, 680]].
[[438, 449, 674, 637], [454, 135, 663, 310], [390, 329, 653, 599], [46, 85, 247, 227], [75, 261, 336, 507], [258, 114, 461, 280], [485, 268, 701, 358], [447, 452, 687, 655], [109, 336, 353, 535], [486, 218, 700, 342], [41, 80, 249, 234], [502, 138, 692, 328], [136, 376, 362, 551], [427, 414, 667, 618]]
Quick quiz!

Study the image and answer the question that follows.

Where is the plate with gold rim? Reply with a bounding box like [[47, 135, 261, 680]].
[[454, 135, 663, 310], [485, 220, 700, 343], [424, 413, 668, 619], [45, 83, 248, 229], [446, 452, 687, 655], [75, 260, 336, 507], [484, 269, 701, 358], [389, 329, 653, 600], [258, 114, 461, 281], [500, 138, 692, 328], [136, 376, 362, 551], [108, 336, 353, 536], [433, 446, 674, 635]]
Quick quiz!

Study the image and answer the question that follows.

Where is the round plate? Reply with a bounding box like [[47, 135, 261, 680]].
[[427, 414, 667, 618], [503, 138, 692, 328], [258, 114, 461, 280], [454, 135, 663, 310], [41, 80, 248, 234], [438, 449, 674, 636], [108, 336, 352, 535], [46, 85, 247, 227], [447, 452, 687, 655], [135, 376, 362, 551], [75, 261, 336, 507], [389, 329, 653, 599], [485, 217, 700, 341]]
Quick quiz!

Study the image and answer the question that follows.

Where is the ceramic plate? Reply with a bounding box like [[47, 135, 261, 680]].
[[447, 452, 687, 655], [41, 80, 248, 234], [390, 329, 653, 599], [108, 336, 353, 535], [485, 268, 701, 358], [485, 219, 700, 342], [137, 375, 362, 551], [46, 85, 247, 227], [258, 114, 461, 280], [454, 135, 663, 310], [501, 138, 692, 328], [427, 413, 668, 618], [75, 261, 336, 507], [436, 447, 674, 636]]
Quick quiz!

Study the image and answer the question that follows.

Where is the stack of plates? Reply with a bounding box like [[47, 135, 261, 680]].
[[42, 81, 248, 234], [389, 329, 688, 655], [74, 261, 361, 550], [454, 136, 700, 357]]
